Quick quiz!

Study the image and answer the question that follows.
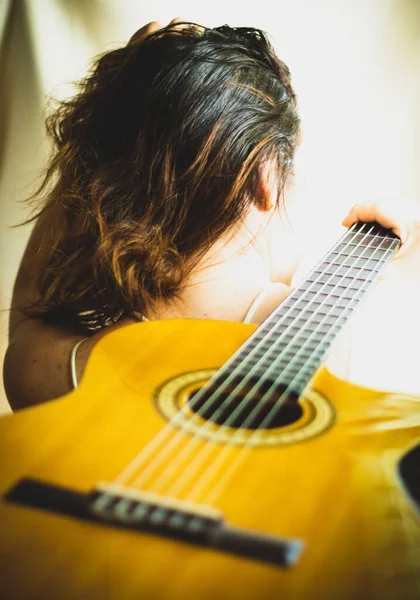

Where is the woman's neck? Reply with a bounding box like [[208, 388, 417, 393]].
[[148, 215, 291, 323]]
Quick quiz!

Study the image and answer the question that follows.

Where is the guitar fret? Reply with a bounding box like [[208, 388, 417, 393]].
[[299, 282, 364, 298], [315, 263, 369, 272], [285, 308, 344, 320], [306, 278, 374, 292], [336, 245, 392, 254], [340, 232, 398, 248], [326, 252, 387, 266], [308, 272, 374, 284], [299, 289, 355, 304]]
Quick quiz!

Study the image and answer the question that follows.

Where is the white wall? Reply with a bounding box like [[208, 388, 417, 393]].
[[1, 0, 419, 413]]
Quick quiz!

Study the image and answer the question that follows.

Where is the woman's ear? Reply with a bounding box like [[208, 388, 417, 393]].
[[255, 161, 277, 213]]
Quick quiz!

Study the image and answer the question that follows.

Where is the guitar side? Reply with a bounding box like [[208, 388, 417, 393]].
[[0, 320, 419, 600]]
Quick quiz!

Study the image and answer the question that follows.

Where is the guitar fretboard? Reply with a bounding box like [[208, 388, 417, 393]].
[[214, 221, 400, 398]]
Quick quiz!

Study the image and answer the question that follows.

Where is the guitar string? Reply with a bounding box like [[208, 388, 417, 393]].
[[124, 223, 369, 492], [194, 235, 400, 505], [143, 226, 398, 499], [106, 222, 362, 491], [127, 223, 392, 495]]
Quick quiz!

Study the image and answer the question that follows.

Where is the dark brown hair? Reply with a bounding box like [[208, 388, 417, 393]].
[[27, 22, 300, 332]]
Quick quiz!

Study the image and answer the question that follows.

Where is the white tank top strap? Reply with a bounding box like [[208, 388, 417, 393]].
[[70, 337, 89, 389]]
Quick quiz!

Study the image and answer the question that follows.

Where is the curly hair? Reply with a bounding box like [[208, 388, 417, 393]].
[[26, 22, 300, 332]]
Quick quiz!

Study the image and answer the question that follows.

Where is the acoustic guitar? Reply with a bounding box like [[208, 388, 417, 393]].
[[0, 221, 419, 600]]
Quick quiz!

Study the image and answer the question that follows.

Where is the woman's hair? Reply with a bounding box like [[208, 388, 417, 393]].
[[28, 22, 300, 332]]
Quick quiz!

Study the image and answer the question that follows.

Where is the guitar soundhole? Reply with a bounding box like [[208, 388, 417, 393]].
[[187, 380, 303, 430], [156, 369, 335, 446]]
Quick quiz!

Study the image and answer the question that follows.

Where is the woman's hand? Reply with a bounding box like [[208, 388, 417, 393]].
[[342, 199, 420, 283]]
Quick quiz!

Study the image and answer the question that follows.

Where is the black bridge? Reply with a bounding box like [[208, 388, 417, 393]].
[[4, 478, 303, 568]]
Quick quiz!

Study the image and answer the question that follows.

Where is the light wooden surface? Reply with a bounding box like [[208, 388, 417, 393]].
[[0, 319, 419, 600]]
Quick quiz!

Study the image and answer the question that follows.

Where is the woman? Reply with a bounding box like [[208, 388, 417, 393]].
[[3, 19, 420, 410]]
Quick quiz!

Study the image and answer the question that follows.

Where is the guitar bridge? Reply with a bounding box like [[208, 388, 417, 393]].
[[89, 483, 224, 539], [89, 482, 303, 567], [5, 477, 303, 568]]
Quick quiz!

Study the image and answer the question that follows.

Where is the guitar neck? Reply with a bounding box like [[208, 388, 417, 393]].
[[218, 221, 401, 397]]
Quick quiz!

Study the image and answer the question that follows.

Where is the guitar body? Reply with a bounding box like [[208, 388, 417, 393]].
[[0, 319, 419, 600]]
